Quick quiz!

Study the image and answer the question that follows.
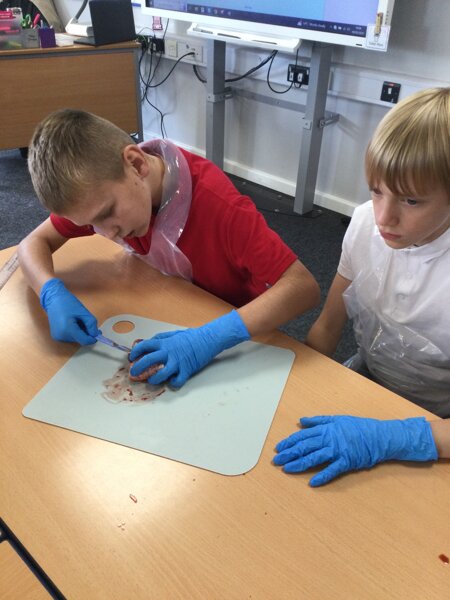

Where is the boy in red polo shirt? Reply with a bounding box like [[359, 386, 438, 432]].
[[19, 109, 320, 387]]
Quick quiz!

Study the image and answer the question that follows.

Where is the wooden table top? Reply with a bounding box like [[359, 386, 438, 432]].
[[0, 541, 51, 599], [1, 237, 449, 600], [0, 41, 140, 58]]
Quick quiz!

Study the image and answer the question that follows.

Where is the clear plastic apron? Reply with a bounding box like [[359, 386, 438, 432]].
[[343, 253, 450, 416], [96, 139, 193, 281]]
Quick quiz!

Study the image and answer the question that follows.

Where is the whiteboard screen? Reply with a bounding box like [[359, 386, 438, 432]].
[[141, 0, 396, 51]]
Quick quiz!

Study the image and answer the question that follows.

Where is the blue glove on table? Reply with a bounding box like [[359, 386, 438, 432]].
[[40, 278, 99, 345], [273, 415, 438, 487], [129, 310, 250, 388]]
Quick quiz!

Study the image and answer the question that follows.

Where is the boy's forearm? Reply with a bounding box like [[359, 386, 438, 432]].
[[237, 261, 320, 337], [305, 272, 351, 357], [306, 318, 343, 357], [430, 420, 450, 458], [18, 235, 57, 295], [18, 219, 68, 296]]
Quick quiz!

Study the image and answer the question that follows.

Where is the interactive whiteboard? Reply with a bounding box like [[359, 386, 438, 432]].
[[141, 0, 396, 51]]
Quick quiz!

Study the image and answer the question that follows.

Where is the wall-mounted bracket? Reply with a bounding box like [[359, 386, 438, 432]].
[[319, 113, 339, 128], [206, 87, 233, 103]]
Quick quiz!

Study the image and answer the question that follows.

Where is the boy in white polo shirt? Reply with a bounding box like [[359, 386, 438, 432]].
[[273, 87, 450, 486]]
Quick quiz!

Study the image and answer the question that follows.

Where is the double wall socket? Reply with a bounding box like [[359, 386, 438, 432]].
[[164, 38, 203, 63], [287, 64, 310, 86], [177, 40, 203, 63]]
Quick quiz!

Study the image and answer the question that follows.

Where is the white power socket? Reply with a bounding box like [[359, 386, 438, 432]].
[[165, 38, 178, 58], [176, 40, 203, 63]]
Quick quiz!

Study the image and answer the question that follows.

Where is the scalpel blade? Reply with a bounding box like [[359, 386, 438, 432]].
[[95, 334, 131, 354]]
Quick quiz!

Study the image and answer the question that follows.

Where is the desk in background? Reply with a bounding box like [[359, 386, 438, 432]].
[[0, 42, 142, 151], [1, 237, 450, 599]]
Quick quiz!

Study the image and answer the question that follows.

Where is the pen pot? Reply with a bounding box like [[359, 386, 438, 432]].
[[38, 27, 56, 48], [22, 27, 40, 48]]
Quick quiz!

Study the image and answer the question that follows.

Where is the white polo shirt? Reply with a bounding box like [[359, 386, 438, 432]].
[[338, 200, 450, 416]]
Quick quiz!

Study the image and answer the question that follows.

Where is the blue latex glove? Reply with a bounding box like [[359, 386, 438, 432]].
[[40, 278, 99, 345], [273, 415, 438, 487], [129, 310, 250, 388]]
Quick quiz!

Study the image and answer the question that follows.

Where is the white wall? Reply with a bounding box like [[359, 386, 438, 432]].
[[57, 0, 450, 215]]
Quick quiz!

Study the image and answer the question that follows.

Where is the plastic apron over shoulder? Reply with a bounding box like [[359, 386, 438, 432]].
[[96, 139, 193, 281], [343, 248, 450, 417]]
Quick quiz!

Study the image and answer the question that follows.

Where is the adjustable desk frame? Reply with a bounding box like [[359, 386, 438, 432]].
[[205, 40, 338, 215]]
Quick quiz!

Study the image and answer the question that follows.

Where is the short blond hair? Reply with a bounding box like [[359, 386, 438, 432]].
[[28, 109, 134, 212], [365, 87, 450, 199]]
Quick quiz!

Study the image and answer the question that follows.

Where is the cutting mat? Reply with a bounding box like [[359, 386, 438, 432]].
[[23, 314, 295, 475]]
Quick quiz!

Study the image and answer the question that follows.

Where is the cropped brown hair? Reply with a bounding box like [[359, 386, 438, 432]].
[[365, 87, 450, 199], [28, 109, 134, 212]]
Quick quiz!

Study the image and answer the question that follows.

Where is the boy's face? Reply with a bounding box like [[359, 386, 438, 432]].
[[370, 182, 450, 249], [62, 151, 161, 240]]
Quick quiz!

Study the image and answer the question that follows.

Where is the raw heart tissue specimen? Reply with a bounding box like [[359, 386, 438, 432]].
[[129, 338, 164, 382], [101, 339, 165, 404]]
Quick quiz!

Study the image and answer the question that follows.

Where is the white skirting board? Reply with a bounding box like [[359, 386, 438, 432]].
[[143, 131, 358, 216]]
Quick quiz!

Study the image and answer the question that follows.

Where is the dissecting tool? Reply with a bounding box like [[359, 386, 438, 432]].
[[95, 334, 131, 353]]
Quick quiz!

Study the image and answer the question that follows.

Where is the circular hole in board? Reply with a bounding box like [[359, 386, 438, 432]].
[[112, 320, 136, 334]]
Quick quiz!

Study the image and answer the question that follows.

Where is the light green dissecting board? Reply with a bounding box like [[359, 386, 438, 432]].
[[23, 315, 295, 475]]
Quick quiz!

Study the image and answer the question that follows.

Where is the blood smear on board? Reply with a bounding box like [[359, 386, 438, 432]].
[[102, 365, 164, 404], [439, 554, 449, 565]]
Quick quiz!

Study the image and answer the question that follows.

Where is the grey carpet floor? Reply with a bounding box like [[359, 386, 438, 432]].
[[0, 148, 356, 362]]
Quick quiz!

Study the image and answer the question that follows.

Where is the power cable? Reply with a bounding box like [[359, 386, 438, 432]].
[[147, 51, 196, 88], [138, 22, 170, 137], [192, 50, 277, 84], [266, 48, 300, 94]]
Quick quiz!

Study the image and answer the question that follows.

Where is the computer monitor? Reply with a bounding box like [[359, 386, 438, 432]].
[[141, 0, 396, 52]]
